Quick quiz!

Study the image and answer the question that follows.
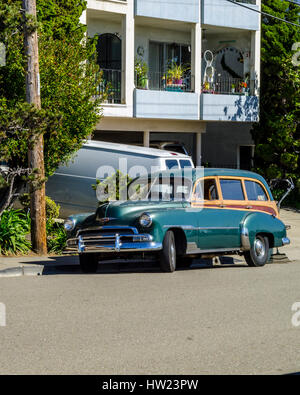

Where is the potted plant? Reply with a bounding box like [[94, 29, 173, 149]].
[[167, 61, 188, 85], [239, 81, 246, 94], [135, 57, 149, 89], [231, 83, 236, 93]]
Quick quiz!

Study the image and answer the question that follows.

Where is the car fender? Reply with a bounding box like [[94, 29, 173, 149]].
[[147, 207, 198, 245], [240, 212, 287, 250]]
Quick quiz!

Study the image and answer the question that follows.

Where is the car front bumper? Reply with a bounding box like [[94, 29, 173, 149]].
[[65, 226, 162, 254]]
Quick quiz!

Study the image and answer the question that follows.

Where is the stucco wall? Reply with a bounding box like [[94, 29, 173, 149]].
[[87, 17, 122, 37], [201, 94, 259, 122], [135, 0, 199, 23], [134, 90, 199, 120], [135, 25, 191, 66], [202, 0, 260, 31]]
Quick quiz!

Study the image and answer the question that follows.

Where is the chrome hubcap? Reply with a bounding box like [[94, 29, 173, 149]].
[[254, 238, 265, 258]]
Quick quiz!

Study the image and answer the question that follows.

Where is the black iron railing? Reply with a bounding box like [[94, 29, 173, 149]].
[[202, 77, 255, 95], [97, 69, 122, 104], [135, 70, 194, 93]]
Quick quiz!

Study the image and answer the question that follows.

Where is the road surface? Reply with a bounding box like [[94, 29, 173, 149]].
[[0, 259, 300, 375]]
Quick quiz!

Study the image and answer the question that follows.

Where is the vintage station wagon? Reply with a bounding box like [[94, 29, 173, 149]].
[[64, 169, 290, 273]]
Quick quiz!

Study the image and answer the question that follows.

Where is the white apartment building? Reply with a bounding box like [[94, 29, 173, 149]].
[[82, 0, 261, 168]]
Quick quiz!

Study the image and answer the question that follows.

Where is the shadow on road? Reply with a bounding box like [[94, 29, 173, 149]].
[[16, 255, 248, 275]]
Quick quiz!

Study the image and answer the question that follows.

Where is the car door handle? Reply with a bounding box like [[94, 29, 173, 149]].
[[219, 204, 226, 208], [246, 206, 253, 209]]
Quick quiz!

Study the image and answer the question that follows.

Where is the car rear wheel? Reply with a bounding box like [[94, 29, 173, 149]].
[[244, 235, 269, 267], [79, 253, 99, 273], [160, 230, 176, 273]]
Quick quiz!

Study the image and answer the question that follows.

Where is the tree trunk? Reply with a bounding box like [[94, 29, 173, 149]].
[[23, 0, 47, 255]]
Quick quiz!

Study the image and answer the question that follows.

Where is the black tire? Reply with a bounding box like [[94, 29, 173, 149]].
[[177, 256, 193, 269], [244, 235, 269, 267], [159, 230, 176, 272], [79, 254, 99, 273]]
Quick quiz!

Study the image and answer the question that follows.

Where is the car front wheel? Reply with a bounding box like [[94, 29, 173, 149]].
[[79, 253, 99, 273], [159, 230, 176, 273], [244, 235, 269, 267]]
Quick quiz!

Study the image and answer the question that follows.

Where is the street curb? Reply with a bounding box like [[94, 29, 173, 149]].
[[0, 265, 43, 278]]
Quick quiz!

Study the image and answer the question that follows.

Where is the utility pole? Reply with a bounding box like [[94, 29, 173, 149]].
[[23, 0, 47, 255]]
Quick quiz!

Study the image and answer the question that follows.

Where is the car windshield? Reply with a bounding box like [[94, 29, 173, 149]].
[[128, 176, 192, 201]]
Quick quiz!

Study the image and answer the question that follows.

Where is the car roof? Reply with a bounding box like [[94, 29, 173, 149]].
[[151, 168, 264, 179], [149, 168, 272, 195], [84, 140, 191, 159]]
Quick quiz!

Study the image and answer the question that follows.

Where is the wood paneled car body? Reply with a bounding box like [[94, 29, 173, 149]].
[[64, 169, 290, 273]]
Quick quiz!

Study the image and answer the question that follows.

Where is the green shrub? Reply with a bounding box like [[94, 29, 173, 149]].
[[0, 210, 31, 255], [47, 222, 67, 254], [20, 194, 60, 223], [20, 194, 67, 254]]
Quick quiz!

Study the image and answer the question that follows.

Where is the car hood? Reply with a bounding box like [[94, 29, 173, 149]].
[[96, 200, 187, 221]]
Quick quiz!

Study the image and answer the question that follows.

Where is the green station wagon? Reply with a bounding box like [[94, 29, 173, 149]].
[[64, 169, 290, 273]]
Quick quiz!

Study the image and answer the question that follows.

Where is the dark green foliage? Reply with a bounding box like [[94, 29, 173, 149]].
[[0, 0, 102, 208], [43, 197, 67, 254], [0, 210, 31, 255], [20, 194, 60, 222], [37, 0, 87, 39], [0, 0, 102, 254], [20, 194, 67, 254], [47, 222, 67, 254], [251, 1, 300, 193]]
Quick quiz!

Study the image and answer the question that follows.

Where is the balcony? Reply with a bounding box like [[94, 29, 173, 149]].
[[202, 77, 255, 96], [134, 71, 198, 120], [134, 0, 199, 23], [200, 86, 259, 122], [96, 69, 122, 104], [202, 0, 260, 31], [136, 70, 194, 93]]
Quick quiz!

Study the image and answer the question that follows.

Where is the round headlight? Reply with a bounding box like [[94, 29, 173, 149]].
[[139, 213, 152, 228], [64, 218, 75, 232]]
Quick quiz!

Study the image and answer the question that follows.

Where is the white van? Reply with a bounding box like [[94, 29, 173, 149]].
[[46, 140, 194, 217]]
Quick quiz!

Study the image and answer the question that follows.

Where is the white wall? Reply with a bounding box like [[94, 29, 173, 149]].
[[203, 31, 252, 77], [87, 18, 122, 37], [135, 25, 191, 65]]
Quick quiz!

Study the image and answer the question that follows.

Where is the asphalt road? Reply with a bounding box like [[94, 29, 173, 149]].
[[0, 260, 300, 375]]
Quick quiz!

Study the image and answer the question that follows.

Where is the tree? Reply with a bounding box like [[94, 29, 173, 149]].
[[251, 1, 300, 190], [0, 0, 103, 213]]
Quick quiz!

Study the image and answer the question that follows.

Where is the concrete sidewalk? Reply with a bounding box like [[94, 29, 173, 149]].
[[0, 209, 298, 277], [0, 255, 79, 277], [279, 208, 300, 262]]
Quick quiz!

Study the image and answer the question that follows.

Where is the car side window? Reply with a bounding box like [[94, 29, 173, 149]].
[[204, 179, 219, 200], [179, 160, 193, 169], [194, 178, 219, 201], [220, 179, 245, 201], [165, 160, 179, 169], [245, 180, 268, 201]]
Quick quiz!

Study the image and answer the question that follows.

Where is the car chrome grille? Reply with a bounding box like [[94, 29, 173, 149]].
[[78, 227, 135, 239], [65, 226, 158, 254]]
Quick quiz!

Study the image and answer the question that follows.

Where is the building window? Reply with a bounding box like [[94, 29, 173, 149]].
[[147, 41, 192, 92], [96, 34, 122, 104], [96, 33, 121, 70]]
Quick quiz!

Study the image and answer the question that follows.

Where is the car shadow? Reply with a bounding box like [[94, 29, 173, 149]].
[[17, 255, 248, 275]]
